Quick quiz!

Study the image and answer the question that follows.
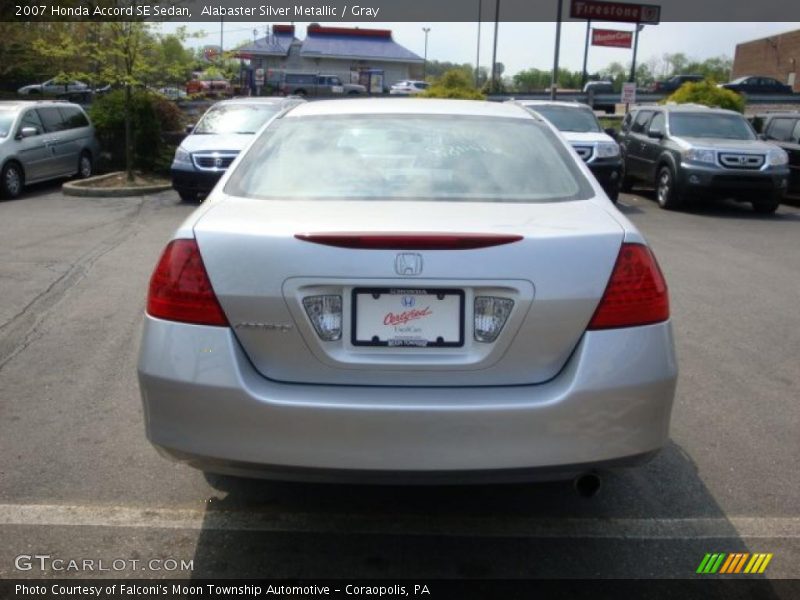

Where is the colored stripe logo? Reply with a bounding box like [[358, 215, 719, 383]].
[[697, 553, 773, 574]]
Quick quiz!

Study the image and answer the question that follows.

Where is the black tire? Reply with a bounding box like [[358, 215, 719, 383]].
[[655, 165, 683, 210], [752, 198, 780, 214], [347, 90, 360, 95], [619, 162, 634, 193], [77, 151, 93, 179], [1, 162, 24, 199], [178, 190, 198, 203], [294, 89, 307, 97]]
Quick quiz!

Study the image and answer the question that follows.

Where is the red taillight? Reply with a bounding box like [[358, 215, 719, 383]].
[[588, 243, 669, 330], [146, 239, 228, 327], [294, 233, 523, 250]]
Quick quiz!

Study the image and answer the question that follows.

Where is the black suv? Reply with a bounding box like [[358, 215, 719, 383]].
[[618, 104, 790, 212], [752, 112, 800, 195]]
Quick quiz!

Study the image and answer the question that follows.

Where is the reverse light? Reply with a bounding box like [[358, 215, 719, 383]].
[[303, 295, 342, 341], [588, 243, 669, 330], [474, 297, 514, 343], [147, 239, 228, 326]]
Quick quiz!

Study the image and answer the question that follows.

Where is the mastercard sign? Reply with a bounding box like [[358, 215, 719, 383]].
[[592, 28, 634, 48]]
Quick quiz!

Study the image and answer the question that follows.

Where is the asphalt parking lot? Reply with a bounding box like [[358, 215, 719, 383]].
[[0, 183, 798, 585]]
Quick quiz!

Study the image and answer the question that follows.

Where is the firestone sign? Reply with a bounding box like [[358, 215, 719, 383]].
[[592, 28, 634, 48], [571, 0, 661, 24]]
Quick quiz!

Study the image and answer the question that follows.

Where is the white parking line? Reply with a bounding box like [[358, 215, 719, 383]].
[[0, 504, 798, 539]]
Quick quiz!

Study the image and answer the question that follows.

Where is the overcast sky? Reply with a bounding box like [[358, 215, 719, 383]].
[[162, 22, 800, 77]]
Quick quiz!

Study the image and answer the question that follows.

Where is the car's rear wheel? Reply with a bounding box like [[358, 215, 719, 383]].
[[1, 162, 24, 199], [78, 151, 93, 179], [294, 89, 307, 97], [656, 166, 683, 210]]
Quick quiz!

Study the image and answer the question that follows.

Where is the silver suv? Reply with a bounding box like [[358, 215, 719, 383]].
[[0, 101, 99, 199]]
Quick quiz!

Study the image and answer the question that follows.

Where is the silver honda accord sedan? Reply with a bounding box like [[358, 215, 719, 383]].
[[137, 99, 677, 485]]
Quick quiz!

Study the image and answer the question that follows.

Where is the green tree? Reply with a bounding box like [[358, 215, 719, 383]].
[[421, 69, 485, 100], [665, 80, 745, 113], [31, 12, 195, 181]]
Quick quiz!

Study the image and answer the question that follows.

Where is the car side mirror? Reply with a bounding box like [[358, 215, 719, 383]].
[[185, 123, 195, 134], [604, 127, 618, 140], [648, 129, 664, 139], [17, 127, 39, 139]]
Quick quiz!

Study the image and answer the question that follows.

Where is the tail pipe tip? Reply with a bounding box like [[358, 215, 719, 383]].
[[573, 472, 602, 498]]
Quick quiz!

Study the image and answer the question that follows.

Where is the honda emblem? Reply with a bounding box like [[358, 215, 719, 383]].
[[395, 253, 423, 276]]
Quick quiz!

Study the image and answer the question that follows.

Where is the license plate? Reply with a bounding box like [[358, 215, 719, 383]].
[[352, 288, 464, 347]]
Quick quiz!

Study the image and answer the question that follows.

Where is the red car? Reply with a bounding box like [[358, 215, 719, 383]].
[[186, 73, 232, 96]]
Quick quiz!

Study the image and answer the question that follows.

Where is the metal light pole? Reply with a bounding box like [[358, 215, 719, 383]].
[[551, 0, 563, 100], [422, 27, 431, 79], [490, 0, 500, 93], [629, 24, 644, 82], [581, 20, 592, 88], [475, 0, 482, 86]]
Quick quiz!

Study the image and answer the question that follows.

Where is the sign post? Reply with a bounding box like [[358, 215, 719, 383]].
[[581, 20, 592, 88], [621, 81, 636, 113]]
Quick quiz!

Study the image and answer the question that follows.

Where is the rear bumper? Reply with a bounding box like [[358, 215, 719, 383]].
[[137, 317, 678, 480]]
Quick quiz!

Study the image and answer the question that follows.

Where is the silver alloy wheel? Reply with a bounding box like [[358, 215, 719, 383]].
[[79, 154, 92, 178], [657, 170, 671, 206], [4, 165, 21, 196]]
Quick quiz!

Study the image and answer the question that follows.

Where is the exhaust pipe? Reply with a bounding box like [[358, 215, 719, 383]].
[[573, 472, 602, 498]]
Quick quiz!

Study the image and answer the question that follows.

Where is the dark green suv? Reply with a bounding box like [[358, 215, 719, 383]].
[[619, 104, 790, 213]]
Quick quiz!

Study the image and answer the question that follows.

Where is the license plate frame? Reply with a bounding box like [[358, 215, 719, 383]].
[[351, 288, 465, 348]]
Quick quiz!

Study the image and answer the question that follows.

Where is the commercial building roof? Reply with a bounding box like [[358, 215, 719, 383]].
[[234, 25, 423, 63]]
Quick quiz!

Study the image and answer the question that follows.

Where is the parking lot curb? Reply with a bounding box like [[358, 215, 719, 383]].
[[63, 171, 172, 197]]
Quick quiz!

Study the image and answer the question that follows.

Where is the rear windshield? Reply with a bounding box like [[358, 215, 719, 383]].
[[0, 112, 15, 137], [529, 105, 601, 133], [193, 104, 282, 135], [225, 115, 593, 202], [669, 113, 756, 140]]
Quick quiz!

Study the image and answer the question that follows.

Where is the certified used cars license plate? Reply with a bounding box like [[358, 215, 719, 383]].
[[352, 288, 464, 347]]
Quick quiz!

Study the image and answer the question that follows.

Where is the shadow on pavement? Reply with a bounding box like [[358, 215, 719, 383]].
[[186, 440, 785, 595], [629, 188, 800, 221]]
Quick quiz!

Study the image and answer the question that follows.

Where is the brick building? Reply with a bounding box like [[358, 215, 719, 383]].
[[732, 29, 800, 92]]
